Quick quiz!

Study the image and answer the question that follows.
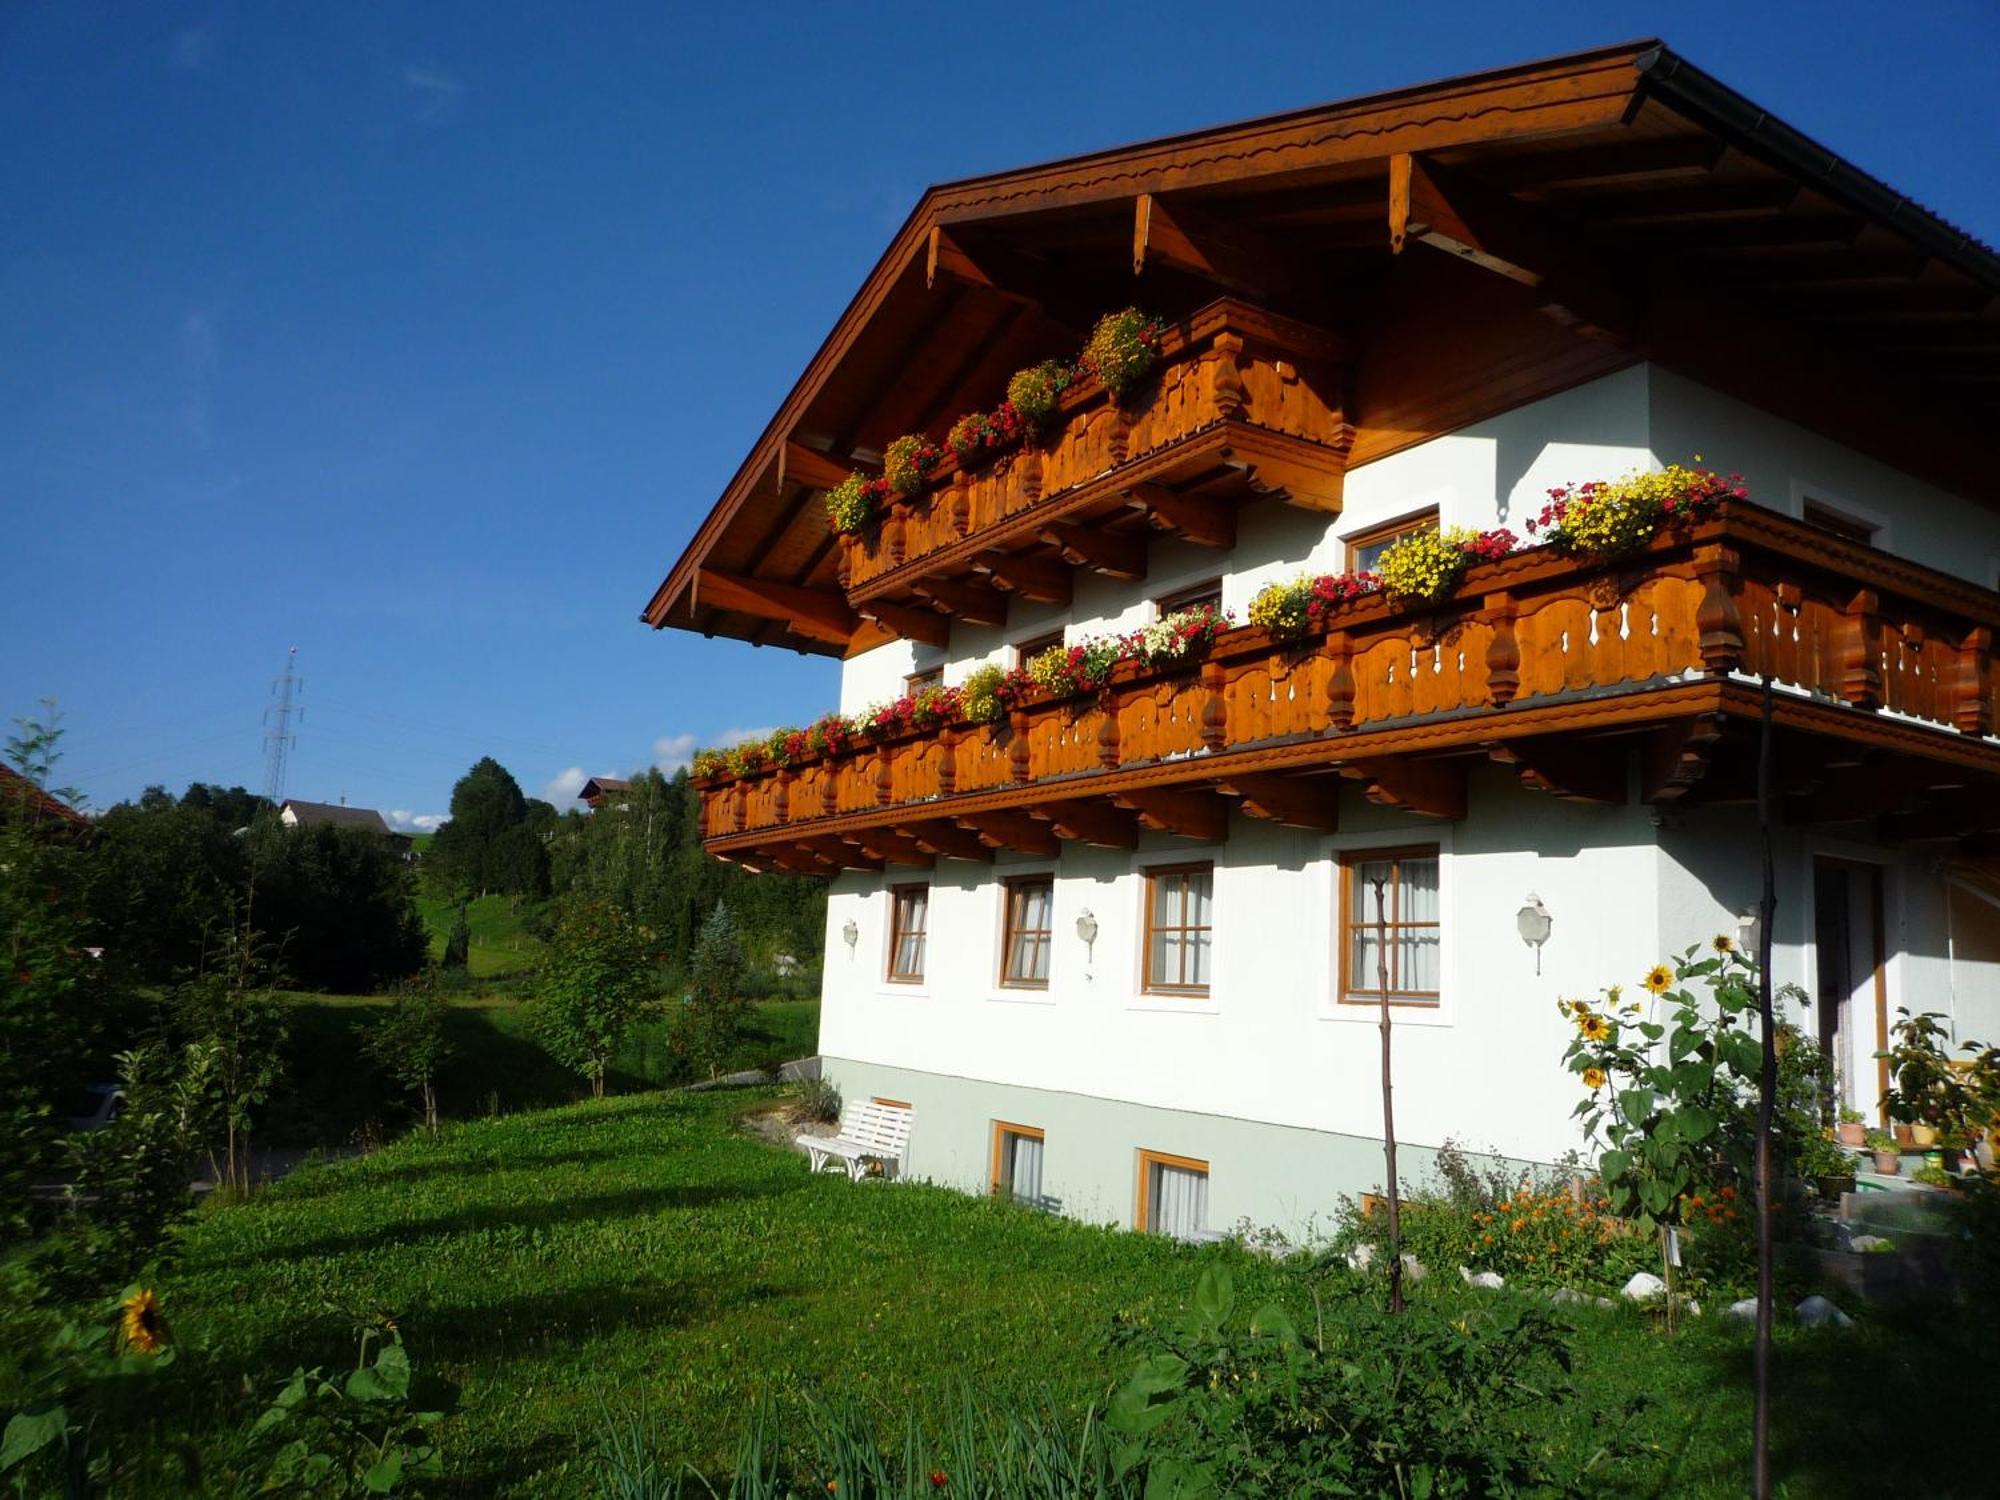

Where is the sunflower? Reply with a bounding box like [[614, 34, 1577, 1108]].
[[120, 1288, 166, 1355], [1578, 1013, 1612, 1042], [1642, 964, 1675, 995], [1713, 934, 1736, 954], [1583, 1066, 1608, 1091]]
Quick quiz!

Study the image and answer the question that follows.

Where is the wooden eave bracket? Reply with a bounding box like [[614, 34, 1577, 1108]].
[[854, 599, 952, 649], [971, 549, 1073, 605], [694, 567, 858, 650], [1124, 483, 1236, 548], [955, 811, 1061, 858], [1026, 800, 1139, 849], [911, 575, 1009, 626], [1113, 787, 1232, 842], [892, 821, 994, 862], [1132, 191, 1321, 312], [1487, 739, 1630, 804], [1036, 523, 1148, 580], [1214, 773, 1341, 832], [779, 439, 858, 494], [1642, 714, 1724, 804], [1338, 758, 1467, 820], [1388, 153, 1636, 343]]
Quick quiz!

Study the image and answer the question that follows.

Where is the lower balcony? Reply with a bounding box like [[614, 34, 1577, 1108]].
[[697, 502, 2000, 872]]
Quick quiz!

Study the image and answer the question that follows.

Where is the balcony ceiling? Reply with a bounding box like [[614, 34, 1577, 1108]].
[[644, 40, 2000, 656]]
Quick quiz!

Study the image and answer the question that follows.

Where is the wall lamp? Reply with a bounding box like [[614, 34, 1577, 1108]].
[[841, 918, 860, 953], [1075, 908, 1099, 962], [1516, 893, 1552, 976]]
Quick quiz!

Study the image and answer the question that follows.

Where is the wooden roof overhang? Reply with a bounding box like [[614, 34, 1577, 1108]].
[[644, 41, 1999, 658]]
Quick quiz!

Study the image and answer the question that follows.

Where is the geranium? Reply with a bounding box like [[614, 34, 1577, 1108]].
[[883, 434, 945, 498], [1248, 570, 1379, 637], [1079, 307, 1168, 398], [946, 402, 1027, 464], [808, 712, 854, 757], [858, 697, 912, 739], [1025, 639, 1120, 699], [908, 682, 962, 730], [823, 472, 895, 535], [1528, 462, 1746, 557], [1124, 604, 1231, 667], [1373, 524, 1519, 606]]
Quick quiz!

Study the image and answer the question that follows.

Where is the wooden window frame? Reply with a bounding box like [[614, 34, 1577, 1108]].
[[1153, 577, 1223, 618], [886, 882, 929, 984], [1135, 1149, 1209, 1234], [1142, 862, 1214, 997], [1344, 507, 1439, 572], [1338, 844, 1442, 1007], [1801, 499, 1879, 545], [904, 665, 943, 695], [999, 874, 1054, 989], [989, 1120, 1046, 1199], [1013, 629, 1065, 668]]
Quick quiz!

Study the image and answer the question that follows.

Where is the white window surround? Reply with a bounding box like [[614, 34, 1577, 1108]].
[[1318, 827, 1458, 1028], [1787, 477, 1891, 550]]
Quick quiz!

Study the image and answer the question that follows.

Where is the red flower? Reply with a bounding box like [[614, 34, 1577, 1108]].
[[931, 1473, 949, 1489]]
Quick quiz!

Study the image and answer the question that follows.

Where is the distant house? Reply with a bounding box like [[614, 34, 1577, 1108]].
[[0, 763, 88, 830], [279, 799, 412, 855], [578, 776, 632, 810]]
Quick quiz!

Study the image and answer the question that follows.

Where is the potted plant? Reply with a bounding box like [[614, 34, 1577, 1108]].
[[1910, 1120, 1941, 1149], [1880, 1008, 1988, 1153], [1835, 1105, 1867, 1148], [1801, 1133, 1855, 1200], [1893, 1122, 1915, 1148], [1864, 1128, 1901, 1176]]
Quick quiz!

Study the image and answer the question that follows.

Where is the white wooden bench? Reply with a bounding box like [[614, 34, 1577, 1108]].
[[797, 1099, 913, 1182]]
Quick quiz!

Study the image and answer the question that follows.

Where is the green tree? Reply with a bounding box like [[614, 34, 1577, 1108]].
[[427, 757, 546, 899], [171, 919, 288, 1194], [246, 820, 427, 992], [530, 899, 662, 1098], [365, 968, 454, 1133], [678, 901, 750, 1081], [439, 902, 470, 972], [6, 696, 84, 811]]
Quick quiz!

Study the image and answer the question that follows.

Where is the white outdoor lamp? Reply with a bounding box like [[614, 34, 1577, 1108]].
[[1736, 907, 1761, 955], [1075, 908, 1099, 962], [841, 918, 860, 954], [1516, 893, 1553, 976]]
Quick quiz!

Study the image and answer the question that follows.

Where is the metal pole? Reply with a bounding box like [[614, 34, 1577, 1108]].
[[1372, 871, 1403, 1314], [1753, 675, 1777, 1499]]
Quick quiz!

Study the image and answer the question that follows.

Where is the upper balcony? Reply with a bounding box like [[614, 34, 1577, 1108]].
[[836, 300, 1353, 628], [695, 503, 2000, 871]]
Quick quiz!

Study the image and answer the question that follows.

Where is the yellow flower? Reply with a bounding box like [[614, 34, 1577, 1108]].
[[1643, 964, 1674, 995], [120, 1288, 167, 1355], [1713, 934, 1736, 954], [1578, 1013, 1611, 1042], [1583, 1067, 1608, 1091]]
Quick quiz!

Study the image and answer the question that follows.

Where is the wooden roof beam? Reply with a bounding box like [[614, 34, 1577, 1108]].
[[845, 830, 938, 868], [1036, 523, 1147, 580], [1113, 787, 1231, 842], [955, 811, 1062, 859], [970, 550, 1073, 605], [1339, 758, 1467, 820], [1487, 739, 1630, 804], [1389, 153, 1634, 343], [1215, 773, 1341, 832], [795, 837, 884, 872], [1477, 137, 1723, 193], [1132, 191, 1317, 311], [779, 440, 861, 494], [853, 599, 952, 649], [1124, 483, 1235, 547], [892, 821, 995, 863], [1027, 800, 1139, 850], [694, 568, 857, 649], [911, 576, 1010, 627]]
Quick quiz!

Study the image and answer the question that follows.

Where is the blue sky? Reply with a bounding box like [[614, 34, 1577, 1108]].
[[4, 3, 1995, 827]]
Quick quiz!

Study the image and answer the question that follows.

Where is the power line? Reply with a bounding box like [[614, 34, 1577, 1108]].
[[262, 647, 302, 805]]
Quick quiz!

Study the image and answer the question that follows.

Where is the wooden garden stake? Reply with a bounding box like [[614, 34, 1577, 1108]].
[[1754, 674, 1778, 1500], [1372, 871, 1404, 1314]]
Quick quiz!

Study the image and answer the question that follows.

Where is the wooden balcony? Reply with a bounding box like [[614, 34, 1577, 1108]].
[[838, 300, 1354, 618], [702, 503, 2000, 871]]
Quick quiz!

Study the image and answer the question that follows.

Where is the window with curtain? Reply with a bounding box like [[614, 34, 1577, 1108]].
[[992, 1122, 1045, 1205], [887, 884, 928, 982], [1345, 508, 1440, 573], [1341, 847, 1441, 1004], [1140, 1151, 1209, 1238], [1002, 877, 1053, 986], [1144, 863, 1213, 995], [1154, 577, 1222, 617]]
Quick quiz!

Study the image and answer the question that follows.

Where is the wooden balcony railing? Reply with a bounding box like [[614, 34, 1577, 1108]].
[[838, 299, 1353, 600], [704, 503, 2000, 855]]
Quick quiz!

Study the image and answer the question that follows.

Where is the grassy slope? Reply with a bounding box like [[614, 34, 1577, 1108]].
[[157, 1090, 1988, 1499], [413, 892, 544, 980]]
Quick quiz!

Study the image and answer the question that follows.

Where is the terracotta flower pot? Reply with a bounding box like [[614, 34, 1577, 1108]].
[[1893, 1124, 1915, 1148], [1910, 1123, 1940, 1149], [1873, 1148, 1902, 1175], [1817, 1173, 1856, 1200], [1836, 1122, 1867, 1147]]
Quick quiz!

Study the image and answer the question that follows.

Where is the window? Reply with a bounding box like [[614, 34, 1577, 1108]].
[[1154, 578, 1222, 617], [991, 1122, 1045, 1205], [905, 666, 942, 694], [1143, 863, 1213, 995], [1340, 847, 1442, 1005], [1001, 876, 1054, 987], [1014, 630, 1064, 668], [1137, 1150, 1209, 1238], [887, 884, 928, 982], [1802, 500, 1878, 545], [1345, 509, 1439, 573]]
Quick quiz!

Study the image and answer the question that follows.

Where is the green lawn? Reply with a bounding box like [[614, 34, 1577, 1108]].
[[413, 892, 545, 980], [136, 1090, 1992, 1497]]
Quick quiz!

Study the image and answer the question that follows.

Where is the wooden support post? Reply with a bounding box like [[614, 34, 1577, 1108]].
[[1839, 589, 1884, 709], [1694, 546, 1745, 676], [1957, 627, 1994, 737], [1484, 593, 1521, 707], [1200, 659, 1229, 751]]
